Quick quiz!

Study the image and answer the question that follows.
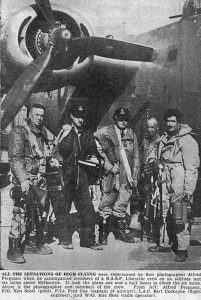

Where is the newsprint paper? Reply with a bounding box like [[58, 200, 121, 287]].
[[1, 0, 201, 300]]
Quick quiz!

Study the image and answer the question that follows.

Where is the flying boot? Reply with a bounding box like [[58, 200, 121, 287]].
[[175, 250, 188, 262], [80, 228, 103, 250], [54, 213, 74, 249], [98, 217, 110, 245], [60, 234, 73, 250], [148, 244, 171, 252], [7, 237, 26, 264], [114, 217, 135, 243], [24, 234, 52, 255]]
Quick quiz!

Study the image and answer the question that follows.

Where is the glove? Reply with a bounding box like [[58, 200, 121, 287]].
[[49, 157, 61, 168], [111, 163, 119, 174], [131, 180, 138, 191], [21, 179, 31, 195], [62, 124, 72, 131], [143, 163, 153, 177], [10, 185, 24, 202], [182, 193, 192, 202], [86, 155, 99, 165]]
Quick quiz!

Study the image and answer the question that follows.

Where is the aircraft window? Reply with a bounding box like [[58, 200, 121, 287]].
[[167, 49, 178, 62]]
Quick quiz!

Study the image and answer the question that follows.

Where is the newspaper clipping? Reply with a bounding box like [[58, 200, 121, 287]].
[[0, 271, 201, 300]]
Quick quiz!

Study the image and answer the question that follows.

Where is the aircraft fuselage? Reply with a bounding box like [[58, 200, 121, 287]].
[[126, 14, 201, 143]]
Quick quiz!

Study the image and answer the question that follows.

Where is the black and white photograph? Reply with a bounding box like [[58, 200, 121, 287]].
[[0, 0, 201, 299]]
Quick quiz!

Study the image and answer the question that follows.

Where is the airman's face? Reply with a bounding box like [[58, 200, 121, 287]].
[[115, 119, 128, 130], [70, 114, 84, 128], [29, 108, 44, 128], [147, 120, 158, 138], [166, 116, 180, 134]]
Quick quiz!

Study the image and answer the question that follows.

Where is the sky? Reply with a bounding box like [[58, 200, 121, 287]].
[[1, 0, 186, 38]]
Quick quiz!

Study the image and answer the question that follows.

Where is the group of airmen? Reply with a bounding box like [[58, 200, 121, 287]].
[[7, 103, 200, 265]]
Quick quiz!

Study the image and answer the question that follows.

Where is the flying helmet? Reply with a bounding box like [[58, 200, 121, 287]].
[[70, 104, 86, 119], [113, 107, 131, 121]]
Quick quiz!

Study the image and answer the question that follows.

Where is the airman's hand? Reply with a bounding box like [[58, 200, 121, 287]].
[[21, 179, 31, 194], [49, 157, 60, 168], [131, 180, 138, 189], [63, 124, 72, 131], [86, 155, 99, 164], [111, 163, 119, 174], [182, 193, 192, 202]]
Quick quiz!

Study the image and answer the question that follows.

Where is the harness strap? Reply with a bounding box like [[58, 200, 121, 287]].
[[55, 125, 72, 145], [23, 124, 49, 176], [114, 125, 134, 186], [24, 125, 44, 158]]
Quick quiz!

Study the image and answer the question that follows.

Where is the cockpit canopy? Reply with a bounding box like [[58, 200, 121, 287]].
[[182, 0, 201, 17]]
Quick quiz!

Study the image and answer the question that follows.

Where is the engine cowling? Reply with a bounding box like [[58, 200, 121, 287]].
[[1, 4, 94, 92]]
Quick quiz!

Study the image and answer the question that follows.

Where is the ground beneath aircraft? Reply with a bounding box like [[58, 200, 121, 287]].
[[1, 184, 201, 270]]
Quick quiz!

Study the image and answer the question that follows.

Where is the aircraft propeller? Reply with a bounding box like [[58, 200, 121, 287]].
[[1, 0, 157, 131], [1, 45, 54, 131], [35, 0, 57, 29]]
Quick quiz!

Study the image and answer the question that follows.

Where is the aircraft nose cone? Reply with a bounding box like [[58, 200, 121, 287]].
[[50, 28, 72, 46], [61, 29, 72, 40]]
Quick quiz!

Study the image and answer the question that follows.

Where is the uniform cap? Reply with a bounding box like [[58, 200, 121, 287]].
[[113, 107, 131, 121], [70, 105, 86, 118]]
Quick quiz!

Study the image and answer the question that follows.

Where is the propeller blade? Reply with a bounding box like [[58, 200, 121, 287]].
[[70, 36, 157, 62], [35, 0, 57, 29], [1, 45, 54, 130]]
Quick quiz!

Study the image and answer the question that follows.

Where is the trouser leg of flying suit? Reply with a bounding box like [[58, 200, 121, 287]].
[[99, 191, 117, 219], [98, 191, 117, 244], [99, 183, 135, 243], [9, 187, 44, 242], [73, 171, 96, 247], [160, 165, 190, 251], [9, 205, 26, 239], [49, 189, 72, 243], [99, 183, 132, 219], [113, 184, 132, 218], [158, 181, 170, 248], [55, 169, 96, 247]]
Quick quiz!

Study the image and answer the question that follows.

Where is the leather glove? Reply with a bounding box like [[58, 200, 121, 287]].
[[182, 193, 192, 202], [143, 163, 153, 177], [62, 124, 72, 131], [21, 179, 31, 195], [131, 180, 138, 191], [111, 163, 119, 174], [49, 157, 61, 168]]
